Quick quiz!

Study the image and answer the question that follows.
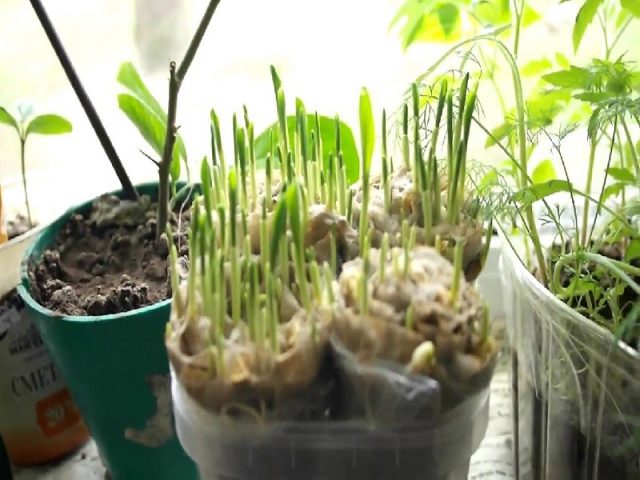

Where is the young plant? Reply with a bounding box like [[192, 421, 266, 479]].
[[133, 0, 223, 241], [29, 0, 223, 244], [0, 103, 72, 228]]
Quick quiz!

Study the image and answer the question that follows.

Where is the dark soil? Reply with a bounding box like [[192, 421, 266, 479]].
[[7, 214, 31, 241], [28, 193, 190, 317]]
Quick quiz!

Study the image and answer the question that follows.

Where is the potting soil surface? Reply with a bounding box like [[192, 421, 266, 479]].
[[11, 354, 515, 479], [28, 194, 190, 317]]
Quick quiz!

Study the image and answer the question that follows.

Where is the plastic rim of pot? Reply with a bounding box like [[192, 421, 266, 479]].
[[16, 182, 197, 480]]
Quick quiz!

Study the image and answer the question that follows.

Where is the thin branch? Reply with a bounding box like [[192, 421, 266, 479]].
[[156, 0, 223, 241], [588, 117, 618, 245], [140, 149, 160, 167], [176, 0, 222, 81], [609, 18, 633, 57]]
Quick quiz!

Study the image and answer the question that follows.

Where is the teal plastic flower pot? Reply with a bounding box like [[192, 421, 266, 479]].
[[16, 183, 197, 480]]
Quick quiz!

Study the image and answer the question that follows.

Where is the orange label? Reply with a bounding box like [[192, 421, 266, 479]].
[[35, 388, 82, 437]]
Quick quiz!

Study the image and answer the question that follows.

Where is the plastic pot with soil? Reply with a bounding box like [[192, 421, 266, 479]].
[[0, 171, 90, 468], [501, 238, 640, 480], [166, 79, 499, 479], [14, 0, 229, 476], [17, 182, 198, 480]]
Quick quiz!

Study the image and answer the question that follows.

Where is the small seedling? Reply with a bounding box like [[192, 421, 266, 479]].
[[0, 103, 72, 228]]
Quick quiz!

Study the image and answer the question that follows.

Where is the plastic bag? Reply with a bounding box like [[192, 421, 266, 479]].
[[330, 339, 441, 423], [172, 365, 490, 480]]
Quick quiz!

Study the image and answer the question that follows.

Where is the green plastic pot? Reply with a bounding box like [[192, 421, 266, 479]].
[[16, 183, 197, 480]]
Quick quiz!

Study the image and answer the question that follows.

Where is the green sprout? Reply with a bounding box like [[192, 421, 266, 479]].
[[450, 238, 465, 308], [287, 183, 310, 311], [359, 87, 375, 252]]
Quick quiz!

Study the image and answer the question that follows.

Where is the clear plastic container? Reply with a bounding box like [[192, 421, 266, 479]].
[[171, 367, 490, 480], [501, 239, 640, 479]]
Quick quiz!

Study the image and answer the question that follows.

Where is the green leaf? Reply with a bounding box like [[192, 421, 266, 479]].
[[118, 94, 180, 167], [625, 239, 640, 262], [390, 0, 429, 48], [255, 115, 360, 184], [522, 58, 552, 76], [542, 66, 590, 89], [174, 131, 188, 163], [270, 65, 282, 97], [512, 179, 572, 207], [436, 3, 460, 37], [477, 169, 498, 190], [485, 121, 512, 147], [601, 182, 624, 203], [117, 62, 166, 121], [587, 106, 603, 138], [572, 0, 604, 52], [522, 5, 542, 26], [170, 153, 181, 182], [118, 62, 187, 162], [391, 0, 465, 47], [359, 87, 375, 183], [0, 106, 19, 132], [573, 91, 611, 102], [607, 167, 636, 182], [26, 114, 72, 136], [531, 159, 557, 184], [616, 7, 630, 27], [555, 52, 570, 69], [527, 89, 571, 126], [473, 0, 511, 27], [621, 0, 640, 18], [118, 94, 165, 156]]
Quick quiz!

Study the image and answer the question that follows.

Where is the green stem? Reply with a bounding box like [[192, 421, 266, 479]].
[[511, 0, 525, 59], [580, 138, 598, 246], [19, 137, 33, 228], [597, 12, 609, 59], [157, 62, 178, 243], [479, 47, 508, 115], [608, 18, 633, 58]]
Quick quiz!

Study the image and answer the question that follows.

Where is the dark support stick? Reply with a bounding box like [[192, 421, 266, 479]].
[[156, 0, 223, 241], [29, 0, 138, 200]]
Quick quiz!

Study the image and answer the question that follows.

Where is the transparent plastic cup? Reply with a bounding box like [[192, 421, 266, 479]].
[[171, 367, 491, 480], [501, 239, 640, 479]]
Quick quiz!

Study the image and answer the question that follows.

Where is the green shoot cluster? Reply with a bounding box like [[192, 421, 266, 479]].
[[171, 70, 484, 375]]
